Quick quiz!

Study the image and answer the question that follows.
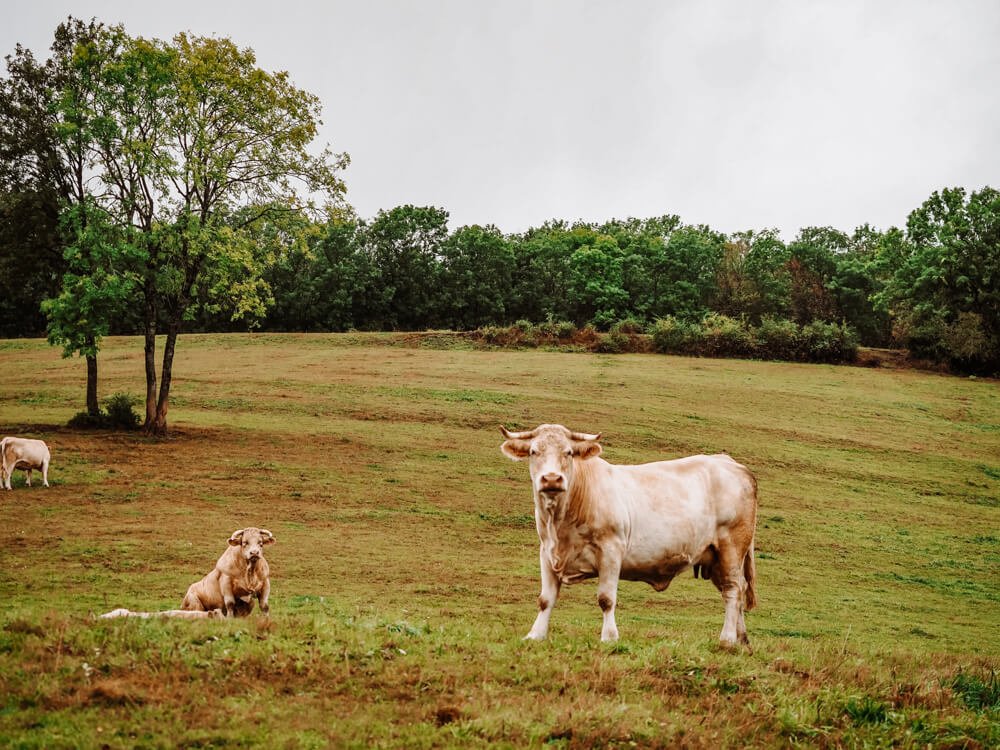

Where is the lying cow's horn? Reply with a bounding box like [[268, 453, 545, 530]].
[[500, 425, 538, 440], [570, 431, 602, 442]]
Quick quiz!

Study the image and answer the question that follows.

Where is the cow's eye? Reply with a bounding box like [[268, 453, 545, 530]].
[[529, 448, 538, 456], [564, 449, 572, 457]]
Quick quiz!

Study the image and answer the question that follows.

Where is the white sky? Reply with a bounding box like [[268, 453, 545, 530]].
[[5, 1, 999, 238]]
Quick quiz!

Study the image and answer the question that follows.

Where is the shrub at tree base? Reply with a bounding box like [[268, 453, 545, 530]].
[[67, 392, 141, 430]]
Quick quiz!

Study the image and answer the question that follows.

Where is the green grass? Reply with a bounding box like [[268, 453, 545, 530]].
[[0, 332, 998, 748]]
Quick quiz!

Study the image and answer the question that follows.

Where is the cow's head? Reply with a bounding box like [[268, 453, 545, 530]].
[[500, 424, 602, 508], [228, 527, 275, 566]]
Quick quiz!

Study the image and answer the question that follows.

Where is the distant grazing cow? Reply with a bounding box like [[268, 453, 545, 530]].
[[181, 527, 274, 618], [0, 437, 51, 490], [500, 424, 758, 648], [99, 527, 274, 621]]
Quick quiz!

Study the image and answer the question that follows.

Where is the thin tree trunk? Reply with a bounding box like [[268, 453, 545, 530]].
[[152, 320, 181, 435], [142, 281, 158, 432], [85, 347, 99, 417]]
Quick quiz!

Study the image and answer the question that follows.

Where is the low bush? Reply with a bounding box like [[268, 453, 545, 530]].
[[67, 392, 141, 431], [650, 316, 701, 355], [474, 316, 858, 364], [753, 317, 801, 360], [104, 392, 141, 430], [610, 317, 647, 335], [594, 331, 631, 354], [700, 314, 754, 358], [800, 320, 858, 363], [651, 315, 858, 364]]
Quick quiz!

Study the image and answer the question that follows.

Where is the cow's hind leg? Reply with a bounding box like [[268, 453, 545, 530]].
[[42, 458, 49, 487], [25, 468, 32, 487], [711, 539, 749, 649]]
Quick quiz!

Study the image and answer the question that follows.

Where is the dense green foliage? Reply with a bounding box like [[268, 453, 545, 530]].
[[247, 202, 997, 371], [1, 20, 998, 374]]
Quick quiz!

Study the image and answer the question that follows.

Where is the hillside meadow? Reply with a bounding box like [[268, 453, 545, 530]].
[[0, 333, 997, 748]]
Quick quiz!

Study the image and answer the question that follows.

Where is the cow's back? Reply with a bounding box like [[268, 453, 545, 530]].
[[597, 454, 756, 577], [2, 438, 49, 467]]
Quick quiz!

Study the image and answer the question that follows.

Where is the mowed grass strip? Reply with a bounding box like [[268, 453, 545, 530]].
[[0, 333, 997, 748]]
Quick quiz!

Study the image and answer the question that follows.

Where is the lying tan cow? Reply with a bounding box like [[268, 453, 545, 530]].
[[0, 437, 51, 490], [99, 608, 222, 620], [500, 424, 758, 648], [99, 527, 274, 620]]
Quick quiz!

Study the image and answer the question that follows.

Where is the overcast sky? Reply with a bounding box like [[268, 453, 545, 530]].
[[5, 1, 1000, 238]]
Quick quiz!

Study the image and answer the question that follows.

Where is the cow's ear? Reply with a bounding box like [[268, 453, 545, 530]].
[[228, 529, 245, 546], [574, 441, 603, 460], [500, 439, 531, 461], [260, 529, 275, 545]]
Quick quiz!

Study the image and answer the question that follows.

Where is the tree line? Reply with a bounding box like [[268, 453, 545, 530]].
[[143, 192, 1000, 374], [1, 20, 998, 437]]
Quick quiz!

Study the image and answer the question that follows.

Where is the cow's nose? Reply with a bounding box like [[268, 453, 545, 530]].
[[539, 473, 565, 493]]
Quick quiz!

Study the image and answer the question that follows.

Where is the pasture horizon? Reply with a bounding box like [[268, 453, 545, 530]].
[[0, 333, 997, 747]]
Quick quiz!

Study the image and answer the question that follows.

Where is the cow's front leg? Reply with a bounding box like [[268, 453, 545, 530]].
[[597, 550, 623, 642], [258, 578, 271, 617], [25, 468, 32, 487], [525, 548, 561, 640], [219, 574, 237, 617]]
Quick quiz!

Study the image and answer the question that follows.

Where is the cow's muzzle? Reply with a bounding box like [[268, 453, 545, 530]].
[[538, 473, 566, 495]]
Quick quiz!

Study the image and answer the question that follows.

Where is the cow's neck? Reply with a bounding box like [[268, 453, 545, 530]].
[[534, 459, 597, 529], [243, 558, 263, 585]]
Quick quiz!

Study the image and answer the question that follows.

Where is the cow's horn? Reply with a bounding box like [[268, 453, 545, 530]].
[[500, 425, 537, 440], [569, 430, 601, 442]]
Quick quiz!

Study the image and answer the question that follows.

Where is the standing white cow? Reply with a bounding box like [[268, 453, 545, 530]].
[[500, 424, 758, 648], [0, 437, 51, 490]]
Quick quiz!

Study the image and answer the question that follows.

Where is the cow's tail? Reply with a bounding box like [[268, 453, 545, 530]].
[[743, 538, 757, 611], [741, 468, 759, 612]]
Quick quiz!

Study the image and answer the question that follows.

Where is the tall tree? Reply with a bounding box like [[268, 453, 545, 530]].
[[364, 205, 448, 330], [785, 227, 845, 325], [1, 18, 125, 413], [264, 215, 372, 332], [508, 222, 576, 323], [568, 231, 628, 327], [885, 187, 1000, 369], [656, 224, 725, 321], [42, 201, 139, 414], [714, 229, 789, 322], [438, 224, 513, 329], [82, 31, 348, 432]]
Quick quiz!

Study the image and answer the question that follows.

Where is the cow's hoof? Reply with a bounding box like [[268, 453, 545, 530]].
[[523, 632, 546, 641]]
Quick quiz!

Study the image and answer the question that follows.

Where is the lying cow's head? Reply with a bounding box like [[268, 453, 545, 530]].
[[500, 424, 602, 508], [228, 527, 275, 565]]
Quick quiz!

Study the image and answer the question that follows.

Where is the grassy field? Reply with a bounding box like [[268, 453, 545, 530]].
[[0, 333, 998, 748]]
